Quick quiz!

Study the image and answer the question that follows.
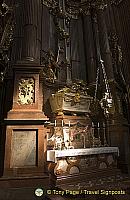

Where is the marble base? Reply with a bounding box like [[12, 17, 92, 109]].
[[47, 147, 120, 189]]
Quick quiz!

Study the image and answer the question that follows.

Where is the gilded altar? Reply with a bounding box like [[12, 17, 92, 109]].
[[47, 81, 122, 190]]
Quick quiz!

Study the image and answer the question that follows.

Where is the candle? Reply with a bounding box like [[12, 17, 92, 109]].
[[92, 122, 94, 128], [55, 120, 56, 127], [98, 122, 100, 128], [62, 0, 65, 12], [62, 120, 63, 127], [69, 121, 70, 127]]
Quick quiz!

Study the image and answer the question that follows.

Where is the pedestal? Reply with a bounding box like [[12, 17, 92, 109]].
[[3, 64, 48, 179]]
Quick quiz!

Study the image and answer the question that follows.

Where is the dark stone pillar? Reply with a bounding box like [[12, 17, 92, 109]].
[[70, 17, 86, 81], [11, 0, 23, 62], [11, 0, 41, 63], [82, 13, 96, 84], [97, 9, 114, 80], [97, 8, 130, 175], [77, 17, 86, 81], [21, 0, 41, 63], [70, 19, 80, 80], [21, 25, 36, 61]]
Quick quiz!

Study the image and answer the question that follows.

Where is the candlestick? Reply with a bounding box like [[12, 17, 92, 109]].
[[97, 122, 101, 146], [69, 121, 70, 127], [83, 135, 86, 149], [55, 120, 56, 127], [63, 0, 65, 12], [58, 0, 60, 7], [91, 123, 95, 147], [103, 123, 107, 146]]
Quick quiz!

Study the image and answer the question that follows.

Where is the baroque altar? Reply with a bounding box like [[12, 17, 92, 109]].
[[0, 0, 130, 197], [47, 147, 119, 189], [46, 83, 121, 190]]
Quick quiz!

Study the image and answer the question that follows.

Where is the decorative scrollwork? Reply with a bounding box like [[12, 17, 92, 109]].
[[55, 22, 70, 40], [108, 32, 123, 68], [0, 2, 15, 83], [42, 0, 107, 19], [42, 0, 71, 19], [17, 78, 35, 105], [58, 80, 88, 95], [0, 2, 14, 51], [40, 49, 59, 83], [110, 0, 124, 5]]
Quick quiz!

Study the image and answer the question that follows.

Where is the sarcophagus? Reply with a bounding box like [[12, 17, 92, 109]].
[[50, 92, 93, 115]]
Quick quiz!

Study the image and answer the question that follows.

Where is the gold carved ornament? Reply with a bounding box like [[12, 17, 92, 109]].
[[17, 78, 35, 105]]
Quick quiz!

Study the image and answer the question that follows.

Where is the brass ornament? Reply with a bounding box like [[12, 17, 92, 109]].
[[100, 92, 115, 116]]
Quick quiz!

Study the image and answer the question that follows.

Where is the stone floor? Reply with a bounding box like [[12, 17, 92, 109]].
[[0, 181, 130, 200], [0, 177, 129, 200]]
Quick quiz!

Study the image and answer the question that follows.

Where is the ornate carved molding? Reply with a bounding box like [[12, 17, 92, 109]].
[[42, 0, 108, 19], [0, 2, 15, 83], [108, 32, 123, 67], [40, 49, 59, 83], [110, 0, 125, 5]]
